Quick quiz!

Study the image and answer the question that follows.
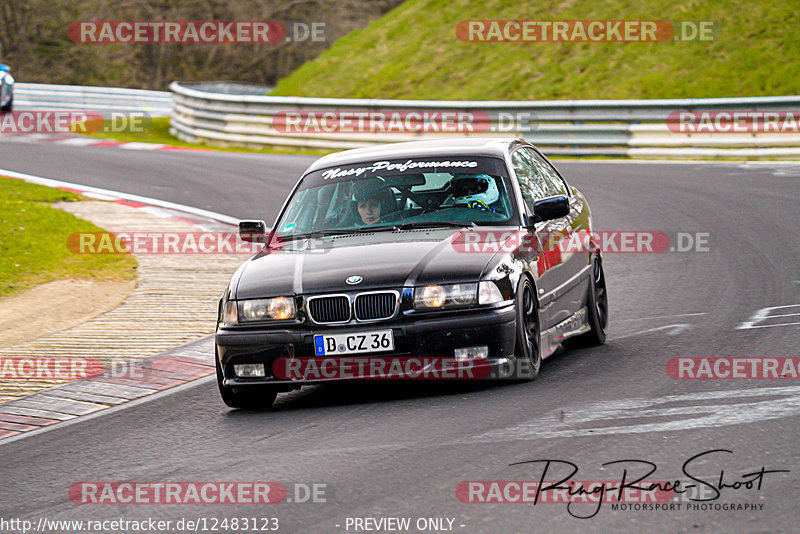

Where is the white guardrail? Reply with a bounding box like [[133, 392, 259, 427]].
[[15, 83, 172, 117], [169, 81, 800, 158]]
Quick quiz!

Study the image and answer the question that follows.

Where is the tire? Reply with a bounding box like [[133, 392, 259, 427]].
[[1, 96, 12, 113], [577, 254, 608, 346], [215, 351, 277, 409], [513, 276, 542, 380]]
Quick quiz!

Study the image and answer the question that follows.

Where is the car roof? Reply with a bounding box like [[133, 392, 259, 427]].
[[304, 138, 525, 174]]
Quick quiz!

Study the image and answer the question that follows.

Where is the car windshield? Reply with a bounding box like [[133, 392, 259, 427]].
[[274, 156, 517, 239]]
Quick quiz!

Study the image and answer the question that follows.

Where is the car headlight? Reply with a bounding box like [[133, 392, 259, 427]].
[[414, 283, 477, 310], [236, 297, 296, 322], [478, 281, 505, 305]]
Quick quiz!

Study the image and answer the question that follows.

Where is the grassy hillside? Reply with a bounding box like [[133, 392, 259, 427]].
[[272, 0, 800, 100]]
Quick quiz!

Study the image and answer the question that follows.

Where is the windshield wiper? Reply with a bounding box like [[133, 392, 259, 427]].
[[353, 224, 403, 233], [394, 221, 477, 230], [347, 222, 477, 233], [275, 229, 359, 242]]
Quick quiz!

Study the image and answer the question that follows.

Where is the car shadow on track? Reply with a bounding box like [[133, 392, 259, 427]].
[[223, 379, 511, 415]]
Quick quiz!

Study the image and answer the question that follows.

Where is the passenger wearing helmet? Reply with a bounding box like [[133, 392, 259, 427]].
[[352, 178, 397, 225], [448, 174, 499, 211]]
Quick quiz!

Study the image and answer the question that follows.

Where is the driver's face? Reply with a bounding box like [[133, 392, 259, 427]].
[[357, 198, 381, 224]]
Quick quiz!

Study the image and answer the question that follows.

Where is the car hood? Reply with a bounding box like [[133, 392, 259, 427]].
[[234, 228, 508, 298]]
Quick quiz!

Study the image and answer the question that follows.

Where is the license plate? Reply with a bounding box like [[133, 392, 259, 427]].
[[314, 330, 394, 356]]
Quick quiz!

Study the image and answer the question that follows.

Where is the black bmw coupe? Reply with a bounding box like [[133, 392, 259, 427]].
[[216, 138, 608, 408]]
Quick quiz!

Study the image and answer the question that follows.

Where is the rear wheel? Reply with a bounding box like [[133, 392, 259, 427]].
[[514, 277, 541, 380], [216, 351, 277, 409], [577, 254, 608, 346]]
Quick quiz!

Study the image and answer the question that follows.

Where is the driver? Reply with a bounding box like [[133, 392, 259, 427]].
[[352, 179, 397, 225], [358, 196, 381, 225]]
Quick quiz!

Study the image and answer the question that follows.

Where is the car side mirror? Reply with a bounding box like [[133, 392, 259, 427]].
[[528, 195, 569, 225], [239, 220, 267, 242]]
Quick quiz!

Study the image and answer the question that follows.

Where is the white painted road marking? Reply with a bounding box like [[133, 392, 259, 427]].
[[736, 304, 800, 329], [611, 323, 692, 340], [57, 137, 105, 146], [0, 167, 239, 226], [116, 142, 166, 150], [616, 312, 706, 323], [462, 385, 800, 443], [288, 385, 800, 458]]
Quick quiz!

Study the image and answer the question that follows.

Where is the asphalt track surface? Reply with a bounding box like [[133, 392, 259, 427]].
[[1, 141, 799, 533]]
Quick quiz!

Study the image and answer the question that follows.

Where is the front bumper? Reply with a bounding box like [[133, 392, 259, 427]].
[[216, 303, 516, 387]]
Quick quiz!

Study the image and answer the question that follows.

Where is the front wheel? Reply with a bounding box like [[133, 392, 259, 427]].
[[513, 277, 542, 380], [1, 96, 12, 113], [216, 351, 278, 409]]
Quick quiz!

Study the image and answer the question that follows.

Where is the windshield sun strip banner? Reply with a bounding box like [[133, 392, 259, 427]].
[[300, 156, 509, 188]]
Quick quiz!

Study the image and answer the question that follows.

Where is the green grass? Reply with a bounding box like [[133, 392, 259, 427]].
[[271, 0, 800, 100], [83, 116, 177, 145], [83, 117, 330, 155], [0, 177, 138, 297]]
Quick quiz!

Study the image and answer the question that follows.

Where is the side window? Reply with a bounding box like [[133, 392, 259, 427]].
[[511, 149, 555, 213], [525, 148, 569, 196]]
